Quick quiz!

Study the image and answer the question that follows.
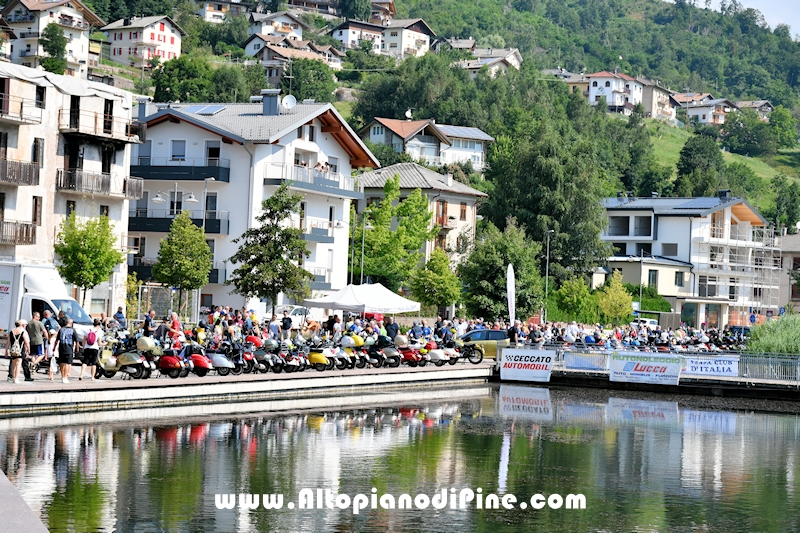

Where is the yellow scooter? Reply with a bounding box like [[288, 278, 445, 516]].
[[95, 335, 149, 379]]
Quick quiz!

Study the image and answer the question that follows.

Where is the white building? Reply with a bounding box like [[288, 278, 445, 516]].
[[102, 16, 185, 67], [0, 61, 142, 314], [196, 0, 250, 23], [247, 11, 308, 40], [0, 19, 16, 62], [734, 100, 774, 121], [2, 0, 105, 79], [359, 117, 451, 167], [331, 20, 384, 54], [434, 124, 493, 172], [355, 163, 487, 265], [243, 33, 286, 58], [637, 76, 678, 121], [381, 18, 435, 59], [472, 48, 522, 69], [131, 91, 379, 311], [685, 98, 738, 125], [597, 192, 781, 328], [587, 70, 644, 114]]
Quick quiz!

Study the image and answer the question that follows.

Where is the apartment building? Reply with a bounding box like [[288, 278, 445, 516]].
[[131, 91, 379, 311], [196, 0, 250, 23], [247, 11, 308, 40], [381, 18, 435, 59], [331, 19, 384, 54], [3, 0, 105, 78], [102, 16, 185, 67], [0, 61, 142, 313], [587, 70, 644, 114]]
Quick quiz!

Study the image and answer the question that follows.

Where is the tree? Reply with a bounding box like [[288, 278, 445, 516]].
[[152, 55, 213, 102], [766, 174, 800, 230], [676, 135, 725, 177], [409, 249, 461, 308], [54, 213, 125, 306], [281, 59, 336, 103], [553, 277, 593, 321], [152, 211, 212, 319], [40, 23, 68, 74], [126, 272, 142, 321], [340, 0, 371, 20], [226, 182, 312, 313], [358, 175, 438, 291], [720, 108, 777, 157], [458, 219, 543, 320], [770, 105, 798, 149], [361, 140, 413, 168], [209, 66, 249, 102], [597, 271, 632, 324]]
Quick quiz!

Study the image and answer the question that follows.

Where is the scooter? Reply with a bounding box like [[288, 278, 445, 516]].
[[373, 335, 401, 368], [424, 339, 450, 367], [95, 336, 148, 379], [205, 342, 236, 376], [180, 341, 214, 377], [394, 335, 423, 367], [158, 345, 188, 379], [342, 334, 368, 369], [295, 336, 328, 372]]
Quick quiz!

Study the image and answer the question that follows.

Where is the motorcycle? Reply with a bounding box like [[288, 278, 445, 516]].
[[423, 339, 450, 367], [342, 334, 368, 369], [394, 335, 423, 367], [295, 336, 329, 372], [369, 335, 401, 368], [180, 341, 214, 377], [95, 335, 149, 379]]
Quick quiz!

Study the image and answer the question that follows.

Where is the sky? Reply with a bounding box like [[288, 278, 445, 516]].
[[709, 0, 800, 36]]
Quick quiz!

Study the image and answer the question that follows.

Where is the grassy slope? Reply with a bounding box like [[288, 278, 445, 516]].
[[333, 101, 354, 121]]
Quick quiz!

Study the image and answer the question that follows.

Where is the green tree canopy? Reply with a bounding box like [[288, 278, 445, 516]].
[[40, 23, 67, 74], [553, 277, 594, 322], [409, 248, 461, 308], [152, 55, 213, 102], [281, 59, 336, 103], [720, 108, 777, 157], [54, 213, 125, 306], [769, 106, 798, 149], [597, 271, 633, 324], [340, 0, 371, 20], [677, 135, 725, 178], [226, 182, 312, 311], [457, 219, 543, 320]]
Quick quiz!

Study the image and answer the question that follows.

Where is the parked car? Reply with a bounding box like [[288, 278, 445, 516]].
[[274, 305, 311, 330], [458, 329, 510, 359], [630, 318, 659, 331], [729, 326, 751, 339]]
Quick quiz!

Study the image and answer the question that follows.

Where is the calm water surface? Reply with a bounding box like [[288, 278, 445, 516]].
[[1, 385, 799, 532]]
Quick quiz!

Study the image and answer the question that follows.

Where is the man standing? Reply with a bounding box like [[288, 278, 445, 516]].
[[385, 316, 399, 340], [508, 320, 521, 345], [168, 312, 182, 342], [27, 311, 48, 375], [269, 314, 281, 339], [281, 310, 293, 341], [53, 318, 78, 384], [113, 306, 127, 330], [143, 309, 156, 337], [43, 310, 60, 335]]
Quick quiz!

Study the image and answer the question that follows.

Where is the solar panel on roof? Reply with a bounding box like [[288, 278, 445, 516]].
[[197, 105, 226, 115], [184, 105, 207, 113], [675, 198, 723, 209]]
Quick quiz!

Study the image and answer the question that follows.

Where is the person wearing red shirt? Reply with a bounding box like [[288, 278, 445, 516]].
[[168, 312, 182, 341]]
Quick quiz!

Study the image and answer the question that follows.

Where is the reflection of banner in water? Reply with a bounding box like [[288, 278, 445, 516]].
[[609, 352, 682, 385], [558, 403, 607, 424], [499, 349, 555, 382], [564, 351, 607, 371], [607, 397, 679, 427], [682, 410, 737, 434], [499, 384, 553, 422], [681, 355, 739, 377]]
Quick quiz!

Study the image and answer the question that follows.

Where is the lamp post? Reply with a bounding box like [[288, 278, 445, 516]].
[[639, 248, 644, 313], [151, 183, 199, 214], [544, 229, 554, 324], [349, 214, 356, 285], [360, 220, 373, 285], [202, 177, 215, 230]]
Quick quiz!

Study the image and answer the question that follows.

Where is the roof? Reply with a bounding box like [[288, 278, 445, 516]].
[[145, 102, 379, 167], [607, 255, 694, 268], [473, 47, 520, 60], [456, 57, 510, 70], [586, 70, 640, 83], [542, 67, 576, 79], [603, 196, 767, 225], [261, 44, 324, 61], [636, 76, 674, 93], [358, 163, 487, 197], [735, 100, 773, 109], [361, 117, 451, 145], [102, 15, 186, 36], [781, 232, 800, 253], [385, 18, 436, 37], [248, 10, 310, 30], [332, 19, 386, 32], [673, 92, 714, 104], [310, 43, 344, 57], [436, 124, 494, 142], [563, 74, 589, 84], [242, 33, 286, 47], [684, 98, 738, 109], [0, 17, 17, 39], [2, 0, 105, 27], [447, 38, 475, 49]]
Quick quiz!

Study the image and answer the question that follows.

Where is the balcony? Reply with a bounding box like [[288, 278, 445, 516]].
[[436, 216, 457, 230], [57, 17, 90, 31], [132, 157, 231, 182], [18, 31, 39, 39], [0, 159, 40, 186], [56, 169, 144, 199], [0, 220, 36, 245], [18, 50, 40, 58], [128, 208, 230, 234], [129, 257, 226, 283], [7, 14, 35, 23], [0, 94, 43, 125], [263, 163, 363, 199], [309, 267, 331, 291], [286, 216, 336, 244], [58, 109, 139, 143]]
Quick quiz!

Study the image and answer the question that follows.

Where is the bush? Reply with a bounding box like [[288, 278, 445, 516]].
[[747, 315, 800, 355]]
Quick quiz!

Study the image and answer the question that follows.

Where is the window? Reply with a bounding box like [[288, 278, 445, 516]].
[[699, 275, 717, 298], [592, 81, 597, 87], [675, 272, 684, 287], [729, 278, 737, 300], [371, 125, 384, 136], [595, 96, 601, 102], [634, 216, 651, 236], [460, 202, 467, 221], [390, 43, 397, 48], [328, 157, 338, 173], [100, 205, 109, 217], [436, 234, 446, 249], [35, 86, 45, 109], [605, 81, 610, 87], [32, 138, 43, 165], [390, 31, 398, 36], [647, 269, 658, 287], [636, 243, 652, 256], [612, 243, 626, 256], [662, 243, 678, 256], [170, 36, 174, 44], [171, 140, 185, 160], [32, 196, 42, 226], [150, 32, 154, 40], [66, 200, 76, 215], [160, 22, 165, 31], [297, 126, 303, 139], [608, 216, 629, 236], [308, 125, 315, 142], [702, 114, 706, 120]]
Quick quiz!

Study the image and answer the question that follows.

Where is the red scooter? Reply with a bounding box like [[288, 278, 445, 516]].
[[394, 335, 424, 367]]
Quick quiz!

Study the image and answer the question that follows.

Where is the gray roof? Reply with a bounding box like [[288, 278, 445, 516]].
[[102, 15, 186, 35], [473, 47, 519, 59], [359, 163, 487, 197], [603, 195, 767, 223], [447, 38, 475, 49], [735, 100, 773, 109], [781, 232, 800, 253], [436, 124, 494, 142], [249, 11, 310, 29], [608, 255, 693, 267]]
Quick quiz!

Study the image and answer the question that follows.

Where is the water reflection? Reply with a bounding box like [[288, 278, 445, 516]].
[[0, 385, 798, 532]]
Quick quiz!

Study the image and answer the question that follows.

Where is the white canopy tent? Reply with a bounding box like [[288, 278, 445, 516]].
[[303, 283, 420, 314]]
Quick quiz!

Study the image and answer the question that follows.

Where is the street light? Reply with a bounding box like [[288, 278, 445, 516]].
[[202, 177, 215, 231], [628, 248, 644, 317], [151, 183, 199, 214], [360, 221, 374, 285], [544, 229, 555, 324]]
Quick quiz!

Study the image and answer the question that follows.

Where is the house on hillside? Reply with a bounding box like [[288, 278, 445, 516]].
[[102, 16, 185, 67], [370, 0, 396, 24], [196, 0, 251, 23], [310, 43, 344, 71], [359, 117, 451, 166], [587, 70, 644, 114], [455, 56, 515, 79], [247, 11, 308, 40], [436, 124, 494, 171], [382, 18, 436, 59], [685, 98, 738, 125], [673, 92, 714, 106], [255, 44, 331, 85], [131, 91, 379, 310], [355, 162, 487, 266], [596, 191, 780, 328], [473, 48, 522, 69], [331, 19, 384, 54], [2, 0, 105, 78], [243, 33, 286, 57], [431, 37, 476, 53], [735, 100, 774, 121], [564, 74, 589, 98], [285, 0, 339, 16], [636, 76, 679, 121], [0, 18, 17, 61]]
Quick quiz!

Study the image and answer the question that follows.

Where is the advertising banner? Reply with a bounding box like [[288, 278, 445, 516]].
[[608, 352, 682, 385], [564, 351, 607, 371], [498, 385, 553, 422], [499, 349, 555, 382], [681, 355, 739, 377]]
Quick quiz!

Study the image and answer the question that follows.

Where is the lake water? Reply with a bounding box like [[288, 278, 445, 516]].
[[1, 384, 799, 532]]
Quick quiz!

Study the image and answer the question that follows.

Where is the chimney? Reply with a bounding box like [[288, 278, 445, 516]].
[[445, 173, 453, 187], [137, 96, 150, 121], [651, 191, 659, 198], [617, 191, 624, 198], [123, 18, 131, 26], [261, 88, 280, 116], [626, 191, 634, 198], [718, 189, 731, 200]]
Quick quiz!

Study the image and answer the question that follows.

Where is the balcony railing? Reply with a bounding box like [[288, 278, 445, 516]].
[[436, 216, 457, 229], [57, 17, 90, 30], [285, 215, 336, 243], [0, 220, 36, 245], [0, 159, 40, 186], [133, 157, 231, 182], [58, 109, 138, 142], [264, 163, 362, 194], [56, 169, 144, 199], [18, 31, 39, 39], [0, 93, 43, 124], [7, 14, 35, 23], [18, 50, 40, 58], [128, 208, 230, 234], [309, 266, 331, 290]]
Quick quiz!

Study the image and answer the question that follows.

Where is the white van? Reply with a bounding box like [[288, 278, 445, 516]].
[[630, 318, 659, 331]]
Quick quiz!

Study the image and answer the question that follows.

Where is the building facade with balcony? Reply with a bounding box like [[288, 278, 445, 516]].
[[436, 124, 494, 172], [247, 11, 308, 40], [637, 76, 678, 121], [381, 18, 435, 59], [597, 192, 781, 328], [355, 162, 487, 265], [196, 0, 251, 23], [0, 60, 141, 314], [331, 20, 385, 54], [685, 98, 739, 125], [587, 70, 644, 115], [102, 16, 185, 67], [133, 92, 379, 310], [359, 117, 451, 167], [2, 0, 105, 79]]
